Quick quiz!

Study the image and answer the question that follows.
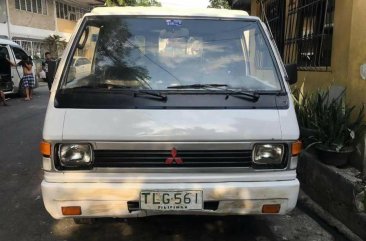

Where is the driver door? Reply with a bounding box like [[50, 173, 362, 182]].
[[10, 46, 28, 91], [0, 45, 13, 92]]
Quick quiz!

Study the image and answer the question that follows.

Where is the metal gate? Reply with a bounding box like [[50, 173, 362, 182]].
[[258, 0, 286, 58]]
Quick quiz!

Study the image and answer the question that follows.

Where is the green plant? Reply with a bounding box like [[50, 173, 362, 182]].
[[43, 34, 67, 58], [105, 0, 161, 7], [292, 88, 318, 129], [293, 87, 366, 152], [311, 90, 366, 152], [208, 0, 231, 9]]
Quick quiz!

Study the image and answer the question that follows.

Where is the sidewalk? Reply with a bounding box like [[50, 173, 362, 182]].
[[298, 190, 362, 241], [297, 151, 366, 240]]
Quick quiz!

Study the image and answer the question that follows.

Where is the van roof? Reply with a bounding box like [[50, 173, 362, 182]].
[[0, 38, 21, 47], [89, 7, 251, 19]]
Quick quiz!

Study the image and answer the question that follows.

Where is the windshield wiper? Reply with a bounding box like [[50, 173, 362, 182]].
[[134, 90, 167, 101], [167, 84, 259, 102], [225, 89, 260, 102], [167, 84, 228, 89]]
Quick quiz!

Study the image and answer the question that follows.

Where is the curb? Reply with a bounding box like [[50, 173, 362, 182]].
[[298, 190, 362, 241]]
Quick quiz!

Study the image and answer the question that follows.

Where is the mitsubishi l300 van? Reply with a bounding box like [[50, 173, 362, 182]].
[[41, 7, 301, 224]]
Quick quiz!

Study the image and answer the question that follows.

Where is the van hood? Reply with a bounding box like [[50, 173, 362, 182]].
[[60, 109, 298, 141]]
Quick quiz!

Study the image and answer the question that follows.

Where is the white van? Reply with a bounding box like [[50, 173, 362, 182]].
[[0, 39, 37, 95], [41, 7, 301, 224]]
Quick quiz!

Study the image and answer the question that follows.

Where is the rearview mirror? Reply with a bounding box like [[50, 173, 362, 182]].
[[285, 64, 297, 85]]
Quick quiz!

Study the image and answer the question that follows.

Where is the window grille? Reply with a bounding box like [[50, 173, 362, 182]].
[[259, 0, 286, 58], [260, 0, 335, 70], [284, 0, 335, 70], [15, 0, 47, 15], [12, 38, 47, 59], [56, 1, 89, 21]]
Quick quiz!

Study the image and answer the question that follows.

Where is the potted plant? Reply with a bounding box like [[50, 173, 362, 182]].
[[310, 90, 366, 167], [292, 88, 319, 145]]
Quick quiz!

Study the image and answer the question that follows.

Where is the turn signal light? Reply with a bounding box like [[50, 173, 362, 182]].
[[40, 141, 51, 157], [62, 206, 82, 216], [291, 140, 302, 156], [262, 204, 281, 214]]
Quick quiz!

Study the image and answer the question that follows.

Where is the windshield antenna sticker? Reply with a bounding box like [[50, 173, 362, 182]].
[[166, 20, 182, 27]]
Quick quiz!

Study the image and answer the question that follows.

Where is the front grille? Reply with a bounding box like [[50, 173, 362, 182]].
[[93, 150, 252, 168]]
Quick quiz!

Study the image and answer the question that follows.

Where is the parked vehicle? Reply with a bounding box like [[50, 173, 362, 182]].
[[41, 7, 301, 223], [0, 39, 38, 95], [71, 56, 92, 79]]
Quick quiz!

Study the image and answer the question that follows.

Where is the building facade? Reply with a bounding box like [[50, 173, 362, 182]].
[[231, 0, 365, 110], [0, 0, 101, 58]]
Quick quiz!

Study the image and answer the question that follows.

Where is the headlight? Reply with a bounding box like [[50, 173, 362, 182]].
[[252, 144, 285, 165], [58, 144, 93, 168]]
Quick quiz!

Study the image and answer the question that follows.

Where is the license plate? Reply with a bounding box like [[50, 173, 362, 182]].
[[140, 190, 203, 211]]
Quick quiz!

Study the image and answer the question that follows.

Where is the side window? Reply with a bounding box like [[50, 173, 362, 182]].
[[0, 46, 11, 76], [65, 26, 99, 85], [254, 31, 272, 69], [0, 0, 6, 23], [242, 28, 279, 88], [12, 47, 28, 61], [74, 59, 81, 67], [80, 58, 90, 65], [0, 46, 10, 59]]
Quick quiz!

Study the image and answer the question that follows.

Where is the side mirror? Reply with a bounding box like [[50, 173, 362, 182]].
[[285, 64, 297, 85]]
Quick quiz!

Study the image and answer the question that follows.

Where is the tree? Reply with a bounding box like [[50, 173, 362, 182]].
[[105, 0, 161, 7], [208, 0, 230, 9], [44, 34, 67, 58]]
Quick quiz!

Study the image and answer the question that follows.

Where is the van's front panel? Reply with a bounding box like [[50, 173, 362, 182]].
[[42, 8, 300, 220], [42, 138, 299, 218]]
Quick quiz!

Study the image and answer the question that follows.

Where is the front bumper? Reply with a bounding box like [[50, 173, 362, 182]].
[[41, 179, 299, 219]]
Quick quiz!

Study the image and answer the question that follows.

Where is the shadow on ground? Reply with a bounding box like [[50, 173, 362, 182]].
[[52, 215, 275, 241]]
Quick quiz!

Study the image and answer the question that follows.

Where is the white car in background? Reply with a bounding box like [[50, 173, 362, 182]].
[[0, 39, 37, 95], [71, 56, 91, 79]]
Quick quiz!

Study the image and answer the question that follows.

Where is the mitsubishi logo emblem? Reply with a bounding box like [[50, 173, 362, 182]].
[[165, 148, 183, 164]]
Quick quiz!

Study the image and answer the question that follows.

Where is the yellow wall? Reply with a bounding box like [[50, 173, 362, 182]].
[[347, 0, 366, 107], [56, 19, 77, 34], [297, 0, 366, 108], [296, 0, 352, 92], [250, 0, 366, 108]]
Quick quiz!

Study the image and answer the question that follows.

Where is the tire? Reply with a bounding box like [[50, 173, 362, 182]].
[[73, 218, 96, 225], [18, 80, 25, 97]]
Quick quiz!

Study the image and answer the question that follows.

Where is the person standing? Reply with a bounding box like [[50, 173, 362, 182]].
[[43, 52, 56, 91], [7, 56, 35, 100], [19, 56, 35, 100]]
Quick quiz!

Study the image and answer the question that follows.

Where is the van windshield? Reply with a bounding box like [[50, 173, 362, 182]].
[[61, 17, 282, 92]]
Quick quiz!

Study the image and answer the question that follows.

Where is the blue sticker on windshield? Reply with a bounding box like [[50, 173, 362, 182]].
[[166, 19, 182, 27]]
